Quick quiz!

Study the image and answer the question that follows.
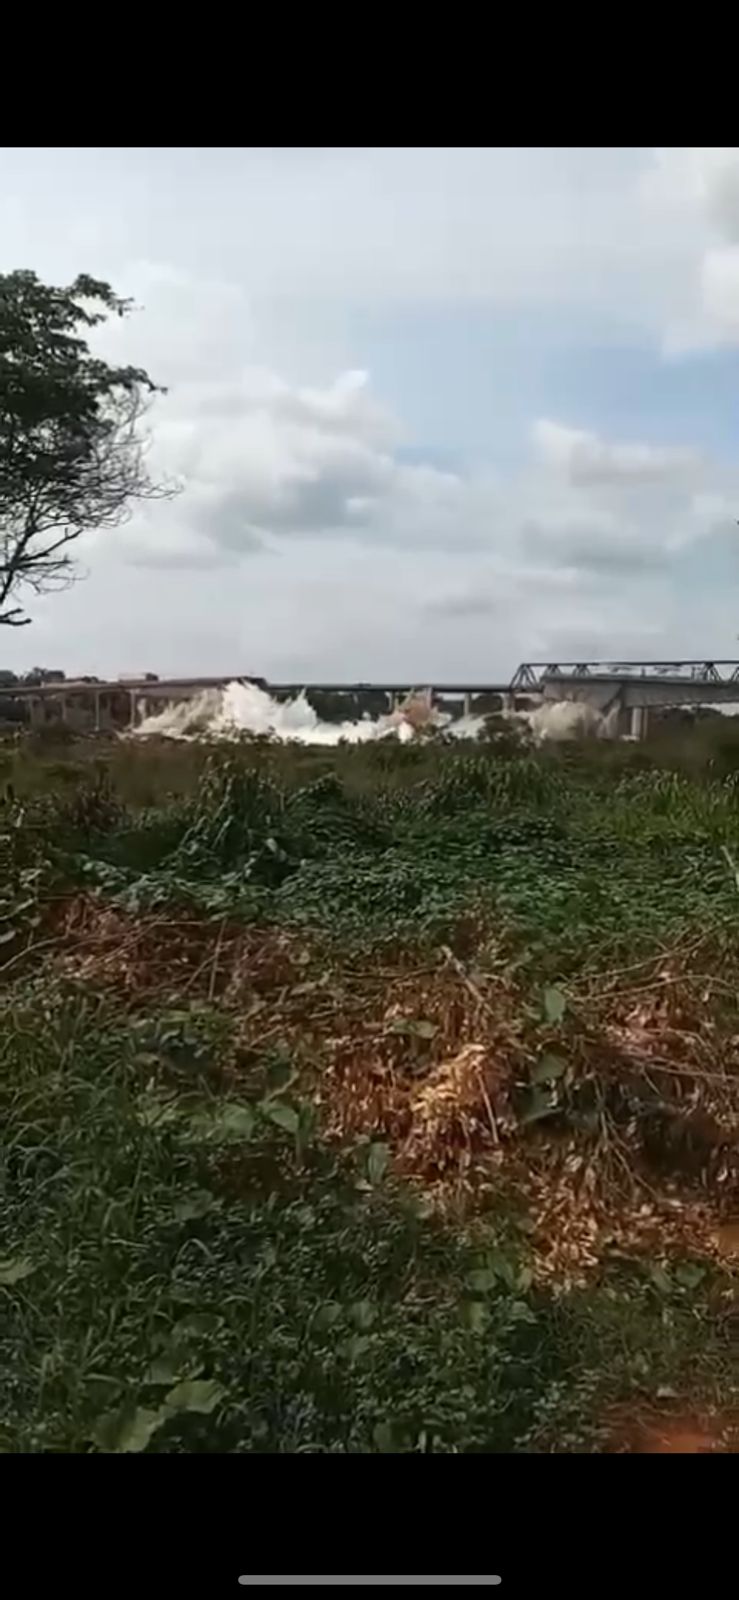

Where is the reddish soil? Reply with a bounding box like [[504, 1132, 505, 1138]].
[[606, 1406, 739, 1453]]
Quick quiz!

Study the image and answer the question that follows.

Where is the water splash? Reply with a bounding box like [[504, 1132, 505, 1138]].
[[134, 681, 487, 745]]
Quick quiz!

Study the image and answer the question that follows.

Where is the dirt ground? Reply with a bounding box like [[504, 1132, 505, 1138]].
[[606, 1406, 739, 1453]]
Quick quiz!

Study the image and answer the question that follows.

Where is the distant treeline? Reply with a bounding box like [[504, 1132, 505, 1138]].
[[0, 668, 67, 687], [0, 668, 67, 725]]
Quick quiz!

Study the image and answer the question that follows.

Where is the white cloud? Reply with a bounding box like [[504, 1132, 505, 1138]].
[[0, 147, 695, 331], [641, 148, 739, 233], [130, 367, 716, 580], [532, 419, 701, 486], [4, 303, 737, 679], [3, 150, 739, 679], [100, 328, 474, 561], [700, 246, 739, 339], [691, 491, 736, 524], [640, 147, 739, 349], [6, 146, 739, 351]]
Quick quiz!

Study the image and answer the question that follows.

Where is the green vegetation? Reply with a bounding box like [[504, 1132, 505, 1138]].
[[2, 735, 738, 1452]]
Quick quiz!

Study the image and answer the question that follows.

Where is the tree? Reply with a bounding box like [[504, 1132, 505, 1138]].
[[0, 270, 176, 627]]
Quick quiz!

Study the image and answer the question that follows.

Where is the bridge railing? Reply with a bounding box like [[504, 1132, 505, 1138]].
[[510, 660, 739, 689]]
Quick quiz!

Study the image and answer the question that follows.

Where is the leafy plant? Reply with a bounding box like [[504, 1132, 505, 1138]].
[[0, 268, 176, 627], [2, 731, 738, 1455]]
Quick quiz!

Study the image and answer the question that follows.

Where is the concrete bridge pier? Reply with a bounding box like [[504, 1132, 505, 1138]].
[[630, 704, 648, 740]]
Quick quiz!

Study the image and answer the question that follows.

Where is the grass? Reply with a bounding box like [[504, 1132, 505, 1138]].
[[1, 730, 738, 1452]]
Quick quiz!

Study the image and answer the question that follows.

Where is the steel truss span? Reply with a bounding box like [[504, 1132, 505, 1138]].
[[510, 660, 739, 689]]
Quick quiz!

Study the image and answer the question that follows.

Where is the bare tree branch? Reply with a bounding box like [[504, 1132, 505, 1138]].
[[0, 607, 31, 626]]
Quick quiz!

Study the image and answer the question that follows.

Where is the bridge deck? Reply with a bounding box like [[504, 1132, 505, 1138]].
[[3, 663, 739, 704], [0, 678, 516, 700]]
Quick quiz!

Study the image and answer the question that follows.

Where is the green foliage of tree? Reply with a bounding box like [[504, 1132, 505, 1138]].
[[0, 269, 176, 627]]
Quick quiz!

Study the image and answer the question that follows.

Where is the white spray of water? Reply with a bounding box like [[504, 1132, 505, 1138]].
[[522, 700, 619, 743], [134, 681, 487, 745], [133, 681, 633, 747]]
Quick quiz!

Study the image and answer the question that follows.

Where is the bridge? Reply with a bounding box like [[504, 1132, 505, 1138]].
[[512, 659, 739, 689], [512, 661, 739, 737], [0, 675, 517, 731], [1, 660, 738, 737]]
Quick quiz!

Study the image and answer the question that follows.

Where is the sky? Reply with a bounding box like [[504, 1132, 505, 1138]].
[[2, 145, 739, 682]]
